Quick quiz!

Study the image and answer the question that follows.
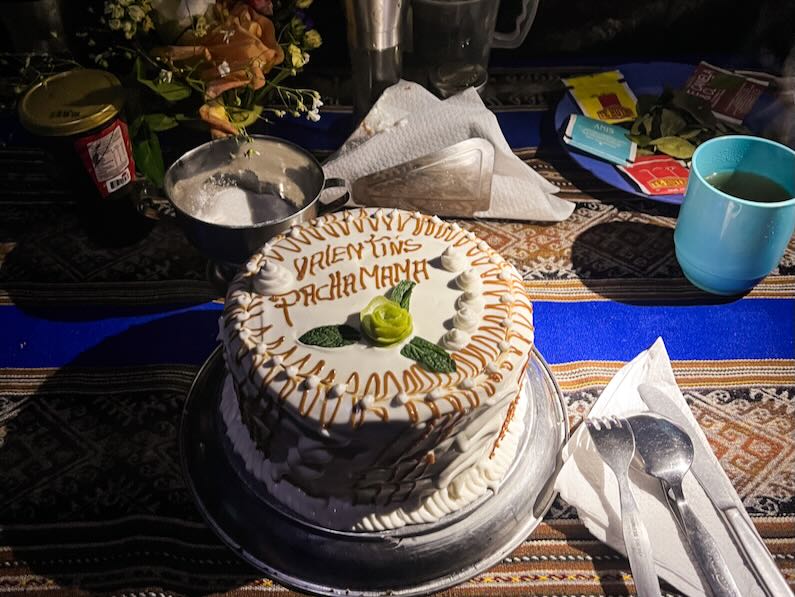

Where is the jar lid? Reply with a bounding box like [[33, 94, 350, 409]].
[[18, 69, 125, 136]]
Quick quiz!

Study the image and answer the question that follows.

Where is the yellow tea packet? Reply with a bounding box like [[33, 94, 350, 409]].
[[563, 70, 638, 124]]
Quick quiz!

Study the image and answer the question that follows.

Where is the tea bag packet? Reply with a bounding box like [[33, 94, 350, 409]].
[[563, 70, 638, 124], [563, 114, 637, 166], [684, 62, 769, 124], [618, 155, 689, 196]]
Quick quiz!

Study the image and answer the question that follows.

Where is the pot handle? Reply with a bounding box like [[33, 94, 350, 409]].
[[134, 179, 176, 220], [492, 0, 540, 49], [318, 177, 350, 214]]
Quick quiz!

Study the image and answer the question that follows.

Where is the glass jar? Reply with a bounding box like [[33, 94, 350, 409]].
[[18, 69, 153, 247]]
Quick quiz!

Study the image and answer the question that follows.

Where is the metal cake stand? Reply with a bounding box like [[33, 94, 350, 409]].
[[180, 347, 569, 596]]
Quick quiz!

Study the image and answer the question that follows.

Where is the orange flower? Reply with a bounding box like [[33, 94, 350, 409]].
[[153, 1, 284, 136]]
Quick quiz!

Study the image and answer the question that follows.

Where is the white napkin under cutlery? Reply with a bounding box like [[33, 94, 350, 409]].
[[322, 80, 575, 222], [555, 338, 774, 596]]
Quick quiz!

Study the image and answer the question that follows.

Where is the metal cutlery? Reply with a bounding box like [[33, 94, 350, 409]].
[[638, 383, 794, 597], [628, 413, 742, 597], [586, 416, 662, 597]]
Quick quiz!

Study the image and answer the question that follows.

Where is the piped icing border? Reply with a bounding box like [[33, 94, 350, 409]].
[[221, 209, 534, 430]]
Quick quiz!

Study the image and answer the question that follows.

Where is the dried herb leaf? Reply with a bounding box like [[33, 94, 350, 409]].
[[651, 136, 696, 159], [299, 325, 360, 348], [400, 336, 456, 374], [678, 127, 704, 140], [660, 108, 687, 137], [640, 113, 654, 135], [627, 133, 652, 147], [388, 280, 416, 310], [671, 91, 716, 127], [636, 94, 658, 117], [637, 148, 656, 156]]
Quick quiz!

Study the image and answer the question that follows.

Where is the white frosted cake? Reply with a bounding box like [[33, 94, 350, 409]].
[[219, 208, 535, 531]]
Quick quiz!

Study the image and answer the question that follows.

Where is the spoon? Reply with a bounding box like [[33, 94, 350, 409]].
[[627, 414, 742, 597]]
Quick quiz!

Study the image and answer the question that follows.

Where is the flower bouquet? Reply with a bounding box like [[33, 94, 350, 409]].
[[81, 0, 322, 186]]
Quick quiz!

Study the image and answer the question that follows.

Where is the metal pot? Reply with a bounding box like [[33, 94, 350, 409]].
[[153, 135, 347, 266]]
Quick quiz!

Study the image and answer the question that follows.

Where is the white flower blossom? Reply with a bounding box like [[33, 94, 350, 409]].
[[217, 60, 231, 77], [307, 109, 320, 122], [157, 69, 173, 83]]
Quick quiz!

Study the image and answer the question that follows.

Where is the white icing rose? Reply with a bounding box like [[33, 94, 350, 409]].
[[452, 306, 479, 332], [440, 245, 467, 272], [500, 293, 514, 304], [441, 328, 470, 351], [499, 268, 512, 281], [456, 268, 483, 292], [253, 260, 294, 295]]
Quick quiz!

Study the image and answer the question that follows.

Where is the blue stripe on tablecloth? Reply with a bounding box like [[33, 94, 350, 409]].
[[261, 111, 545, 153], [0, 298, 792, 368]]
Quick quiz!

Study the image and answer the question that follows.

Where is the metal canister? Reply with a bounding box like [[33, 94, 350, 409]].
[[18, 69, 153, 246]]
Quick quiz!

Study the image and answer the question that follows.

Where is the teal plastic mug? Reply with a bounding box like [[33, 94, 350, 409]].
[[674, 135, 795, 295]]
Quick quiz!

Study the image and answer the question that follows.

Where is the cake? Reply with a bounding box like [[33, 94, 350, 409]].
[[219, 208, 535, 531]]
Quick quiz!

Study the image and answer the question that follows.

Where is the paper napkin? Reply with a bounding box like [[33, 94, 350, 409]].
[[555, 338, 766, 596], [322, 81, 575, 222]]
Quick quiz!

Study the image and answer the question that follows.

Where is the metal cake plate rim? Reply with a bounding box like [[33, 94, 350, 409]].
[[180, 345, 569, 597]]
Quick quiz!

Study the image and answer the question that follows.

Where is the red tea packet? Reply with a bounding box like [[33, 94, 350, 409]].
[[618, 155, 690, 196], [684, 62, 768, 124]]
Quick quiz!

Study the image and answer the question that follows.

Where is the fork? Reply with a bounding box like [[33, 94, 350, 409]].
[[586, 416, 662, 597]]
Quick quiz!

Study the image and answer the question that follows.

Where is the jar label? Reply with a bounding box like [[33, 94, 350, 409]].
[[74, 119, 136, 198]]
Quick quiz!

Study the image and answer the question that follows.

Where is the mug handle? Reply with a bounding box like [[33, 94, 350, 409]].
[[318, 177, 350, 214], [492, 0, 540, 49]]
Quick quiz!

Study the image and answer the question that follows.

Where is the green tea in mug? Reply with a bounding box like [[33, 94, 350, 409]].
[[705, 170, 792, 203]]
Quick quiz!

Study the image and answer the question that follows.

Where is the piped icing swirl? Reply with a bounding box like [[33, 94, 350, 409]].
[[456, 268, 483, 292], [441, 328, 470, 351], [456, 290, 486, 312], [253, 259, 294, 295], [453, 306, 479, 332], [440, 245, 467, 272]]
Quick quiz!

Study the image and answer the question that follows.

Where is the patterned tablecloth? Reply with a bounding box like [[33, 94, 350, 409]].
[[0, 67, 793, 596]]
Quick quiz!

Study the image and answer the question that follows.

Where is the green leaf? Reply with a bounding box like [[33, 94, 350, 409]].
[[671, 90, 716, 127], [627, 133, 652, 147], [144, 113, 179, 132], [637, 148, 655, 156], [650, 136, 696, 159], [660, 108, 687, 137], [400, 336, 456, 374], [640, 113, 654, 135], [678, 127, 704, 140], [132, 122, 165, 187], [299, 324, 360, 348], [635, 94, 658, 117], [135, 57, 191, 102], [388, 280, 416, 310]]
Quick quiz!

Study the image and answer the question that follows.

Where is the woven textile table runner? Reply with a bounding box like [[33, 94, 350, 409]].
[[0, 67, 793, 596]]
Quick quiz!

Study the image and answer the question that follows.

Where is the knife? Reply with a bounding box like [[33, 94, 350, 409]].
[[638, 383, 793, 597]]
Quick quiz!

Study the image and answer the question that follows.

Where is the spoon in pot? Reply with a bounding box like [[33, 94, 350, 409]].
[[627, 414, 742, 597]]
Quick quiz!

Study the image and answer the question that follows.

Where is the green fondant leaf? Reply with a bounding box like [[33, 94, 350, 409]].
[[299, 325, 360, 348], [400, 336, 456, 374], [389, 280, 416, 310]]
